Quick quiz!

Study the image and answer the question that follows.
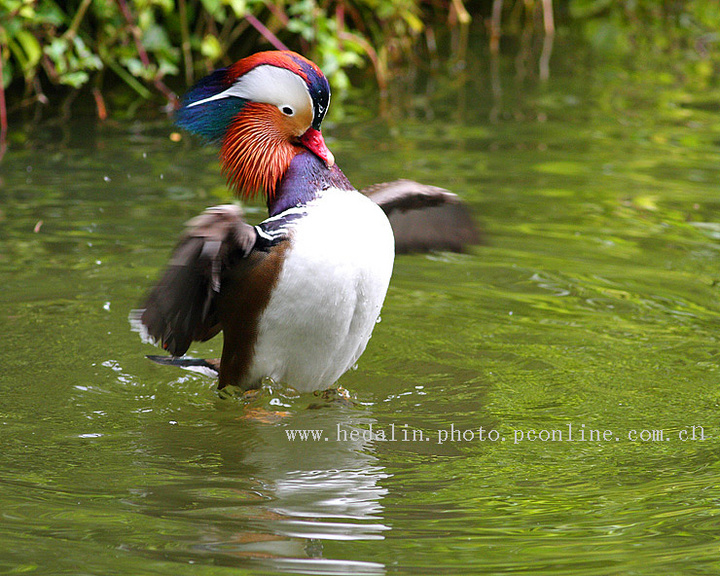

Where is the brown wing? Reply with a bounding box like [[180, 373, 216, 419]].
[[361, 179, 481, 253], [131, 204, 258, 357]]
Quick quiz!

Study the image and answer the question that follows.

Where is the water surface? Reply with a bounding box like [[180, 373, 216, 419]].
[[2, 39, 720, 575]]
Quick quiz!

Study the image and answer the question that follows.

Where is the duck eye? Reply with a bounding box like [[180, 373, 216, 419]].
[[281, 105, 295, 116]]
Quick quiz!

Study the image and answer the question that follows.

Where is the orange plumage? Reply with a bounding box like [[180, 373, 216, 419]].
[[220, 103, 301, 200]]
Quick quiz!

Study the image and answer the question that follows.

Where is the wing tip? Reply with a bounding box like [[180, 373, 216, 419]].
[[146, 354, 220, 378], [129, 309, 158, 346]]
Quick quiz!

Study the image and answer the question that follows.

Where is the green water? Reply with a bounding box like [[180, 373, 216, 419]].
[[3, 43, 720, 575]]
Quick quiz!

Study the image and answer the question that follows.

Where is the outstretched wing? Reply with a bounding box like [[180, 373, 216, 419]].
[[361, 179, 481, 253], [130, 204, 258, 357]]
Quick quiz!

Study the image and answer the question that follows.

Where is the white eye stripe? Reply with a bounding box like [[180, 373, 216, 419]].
[[186, 89, 238, 108], [187, 65, 312, 125]]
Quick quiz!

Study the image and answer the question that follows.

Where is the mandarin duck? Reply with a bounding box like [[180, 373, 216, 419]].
[[132, 51, 478, 393]]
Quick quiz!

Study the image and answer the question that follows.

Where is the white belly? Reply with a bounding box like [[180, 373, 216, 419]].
[[247, 187, 395, 392]]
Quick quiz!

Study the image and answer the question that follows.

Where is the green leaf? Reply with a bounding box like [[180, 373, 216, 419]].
[[143, 23, 172, 52], [403, 12, 424, 34], [58, 70, 89, 88], [158, 58, 178, 76], [151, 0, 174, 12], [200, 34, 222, 60], [125, 57, 143, 76], [1, 58, 13, 89], [13, 29, 42, 72], [43, 37, 66, 61], [18, 4, 36, 18], [32, 0, 65, 26], [199, 0, 225, 21], [226, 0, 246, 17]]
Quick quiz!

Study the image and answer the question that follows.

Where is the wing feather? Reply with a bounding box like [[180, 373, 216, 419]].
[[131, 204, 257, 357], [361, 179, 481, 253]]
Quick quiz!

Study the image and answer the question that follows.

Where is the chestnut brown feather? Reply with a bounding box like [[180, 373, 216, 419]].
[[215, 240, 290, 389]]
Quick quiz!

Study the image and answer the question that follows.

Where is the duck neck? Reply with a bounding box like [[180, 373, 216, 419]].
[[268, 151, 354, 216]]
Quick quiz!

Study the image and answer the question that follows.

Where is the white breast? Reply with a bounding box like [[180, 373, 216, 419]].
[[247, 187, 395, 392]]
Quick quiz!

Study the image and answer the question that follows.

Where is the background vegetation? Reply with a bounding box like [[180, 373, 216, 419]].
[[1, 0, 720, 126]]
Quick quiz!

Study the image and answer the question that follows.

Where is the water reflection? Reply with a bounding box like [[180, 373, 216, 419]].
[[124, 382, 390, 575]]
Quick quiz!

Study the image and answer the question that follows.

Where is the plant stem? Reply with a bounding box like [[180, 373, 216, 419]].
[[338, 31, 388, 115], [105, 58, 152, 99], [490, 0, 503, 54], [539, 0, 554, 81], [265, 2, 289, 26], [451, 0, 471, 25], [0, 49, 7, 162], [64, 0, 93, 40], [116, 0, 177, 106], [179, 0, 194, 85], [244, 13, 289, 51], [92, 86, 107, 120]]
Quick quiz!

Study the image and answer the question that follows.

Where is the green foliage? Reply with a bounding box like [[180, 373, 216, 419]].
[[0, 0, 428, 112], [4, 0, 719, 118], [44, 36, 103, 88]]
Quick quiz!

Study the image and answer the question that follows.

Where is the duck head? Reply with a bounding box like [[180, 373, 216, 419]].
[[175, 51, 334, 200]]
